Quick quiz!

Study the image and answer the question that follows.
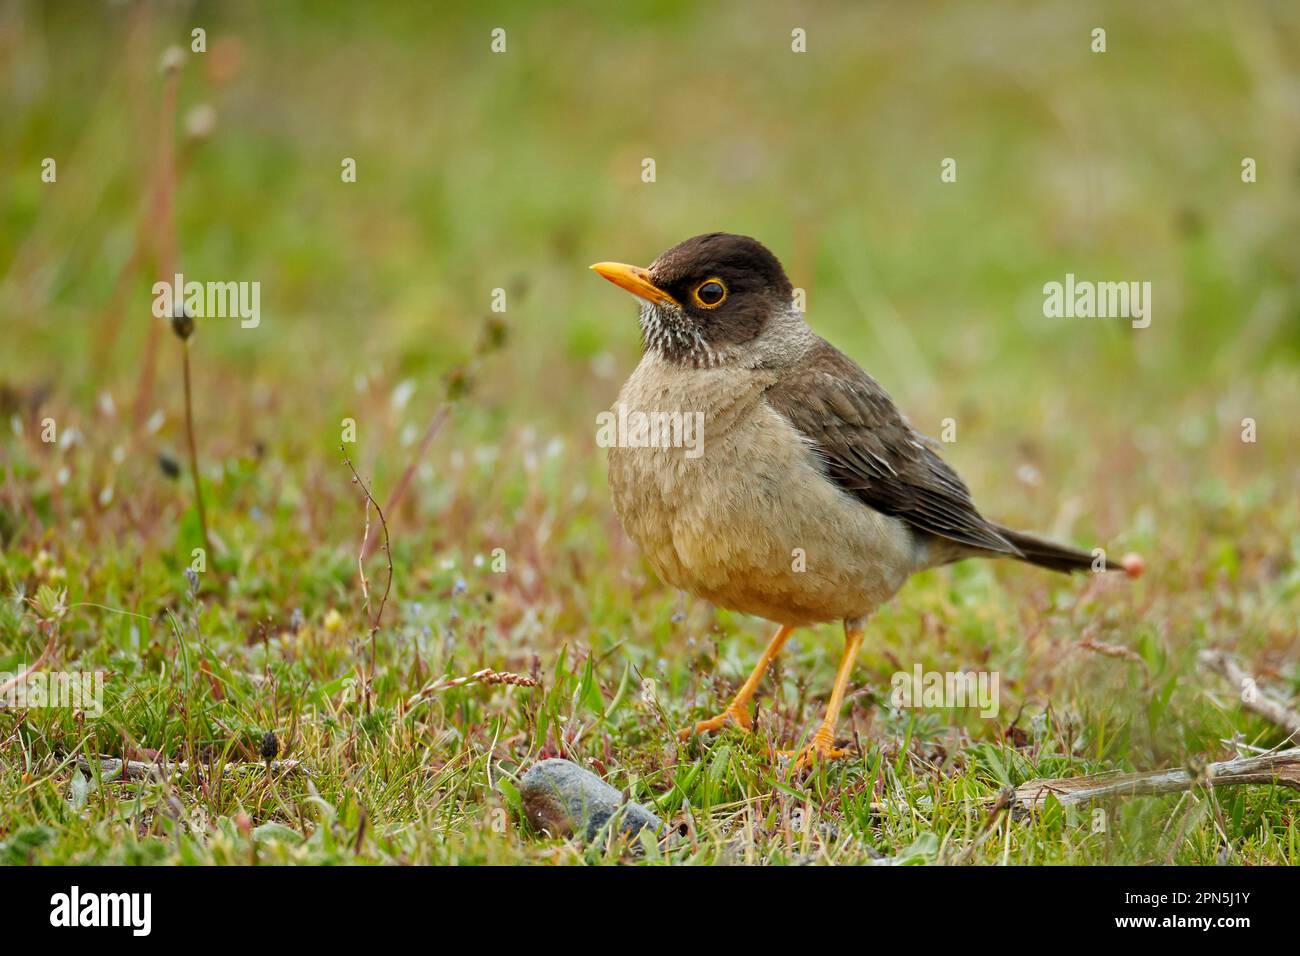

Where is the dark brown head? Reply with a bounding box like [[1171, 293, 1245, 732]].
[[591, 233, 796, 366]]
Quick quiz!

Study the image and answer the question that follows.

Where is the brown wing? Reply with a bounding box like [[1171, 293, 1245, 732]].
[[765, 339, 1020, 556]]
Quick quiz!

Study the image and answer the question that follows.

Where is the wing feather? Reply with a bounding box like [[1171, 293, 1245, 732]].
[[765, 340, 1019, 555]]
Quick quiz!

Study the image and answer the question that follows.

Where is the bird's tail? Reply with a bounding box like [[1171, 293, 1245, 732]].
[[994, 525, 1142, 577]]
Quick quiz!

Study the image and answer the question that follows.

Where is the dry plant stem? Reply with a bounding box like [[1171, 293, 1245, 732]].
[[92, 210, 150, 382], [1076, 637, 1147, 668], [0, 626, 59, 699], [406, 668, 539, 707], [362, 405, 450, 558], [182, 340, 211, 556], [949, 787, 1016, 864], [1197, 649, 1300, 741], [358, 500, 373, 615], [863, 750, 1300, 815], [132, 62, 181, 427], [96, 78, 204, 379], [342, 450, 393, 715], [75, 755, 307, 781], [1006, 747, 1300, 811]]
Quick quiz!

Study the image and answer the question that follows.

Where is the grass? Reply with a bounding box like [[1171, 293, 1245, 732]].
[[1, 1, 1298, 865]]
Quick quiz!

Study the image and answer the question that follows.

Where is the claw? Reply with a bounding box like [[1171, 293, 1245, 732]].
[[677, 706, 753, 740], [777, 732, 851, 771]]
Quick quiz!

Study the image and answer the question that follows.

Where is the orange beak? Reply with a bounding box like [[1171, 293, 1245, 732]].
[[589, 261, 680, 308]]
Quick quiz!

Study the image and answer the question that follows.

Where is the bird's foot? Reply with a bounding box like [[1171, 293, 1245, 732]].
[[677, 705, 753, 740], [778, 730, 851, 771]]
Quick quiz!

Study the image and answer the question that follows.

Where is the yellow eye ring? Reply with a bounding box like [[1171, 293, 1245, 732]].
[[692, 278, 727, 309]]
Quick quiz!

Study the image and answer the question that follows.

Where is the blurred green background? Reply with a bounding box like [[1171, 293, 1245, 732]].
[[4, 1, 1298, 514]]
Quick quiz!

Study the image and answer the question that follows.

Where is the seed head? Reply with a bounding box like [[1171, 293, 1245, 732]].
[[170, 303, 195, 340]]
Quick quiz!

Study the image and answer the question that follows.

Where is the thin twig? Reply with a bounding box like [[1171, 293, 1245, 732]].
[[1006, 747, 1300, 811], [94, 95, 207, 383], [341, 448, 393, 715], [406, 668, 539, 708], [132, 53, 182, 428], [861, 754, 1300, 817], [75, 755, 308, 781], [181, 340, 211, 556], [1198, 649, 1300, 742], [1076, 637, 1147, 669], [949, 786, 1016, 865], [0, 627, 59, 699]]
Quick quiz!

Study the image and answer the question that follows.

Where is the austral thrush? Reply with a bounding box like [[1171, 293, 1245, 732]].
[[592, 233, 1139, 768]]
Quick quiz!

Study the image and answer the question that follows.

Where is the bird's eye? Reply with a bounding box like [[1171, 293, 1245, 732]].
[[693, 279, 727, 308]]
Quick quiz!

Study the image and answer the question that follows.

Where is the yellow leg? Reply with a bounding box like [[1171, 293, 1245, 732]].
[[783, 620, 866, 769], [679, 624, 795, 739]]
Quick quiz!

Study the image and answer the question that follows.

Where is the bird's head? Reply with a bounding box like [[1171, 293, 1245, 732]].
[[591, 232, 802, 367]]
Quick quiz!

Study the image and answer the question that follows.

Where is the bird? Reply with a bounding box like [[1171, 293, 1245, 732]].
[[591, 232, 1141, 769]]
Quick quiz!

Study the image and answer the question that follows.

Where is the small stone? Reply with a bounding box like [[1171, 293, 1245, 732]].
[[520, 758, 662, 842]]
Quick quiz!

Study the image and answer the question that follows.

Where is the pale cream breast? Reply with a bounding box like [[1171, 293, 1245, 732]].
[[607, 353, 920, 626]]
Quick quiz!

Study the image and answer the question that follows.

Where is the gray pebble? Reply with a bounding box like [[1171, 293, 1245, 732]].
[[520, 759, 663, 842]]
